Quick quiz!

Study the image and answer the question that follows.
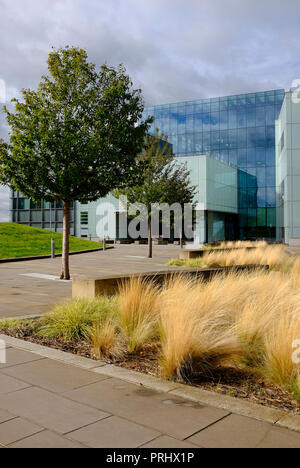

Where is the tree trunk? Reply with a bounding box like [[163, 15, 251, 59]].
[[148, 218, 153, 259], [60, 201, 71, 280]]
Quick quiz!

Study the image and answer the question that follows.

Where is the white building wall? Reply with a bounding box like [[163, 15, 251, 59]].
[[276, 91, 300, 244]]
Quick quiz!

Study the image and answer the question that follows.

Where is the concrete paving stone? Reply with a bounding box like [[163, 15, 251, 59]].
[[93, 364, 179, 392], [256, 426, 300, 448], [187, 414, 276, 448], [0, 371, 31, 394], [140, 436, 201, 449], [0, 418, 43, 446], [170, 385, 284, 424], [2, 358, 108, 393], [10, 430, 85, 448], [0, 245, 179, 318], [63, 378, 229, 440], [276, 414, 300, 432], [68, 416, 160, 448], [0, 348, 45, 369], [0, 387, 110, 434], [0, 409, 16, 424]]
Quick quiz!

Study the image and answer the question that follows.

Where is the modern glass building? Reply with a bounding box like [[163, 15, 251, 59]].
[[10, 88, 290, 243], [9, 194, 76, 235], [143, 89, 285, 240]]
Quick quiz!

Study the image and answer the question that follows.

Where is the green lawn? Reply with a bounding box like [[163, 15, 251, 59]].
[[0, 223, 103, 259]]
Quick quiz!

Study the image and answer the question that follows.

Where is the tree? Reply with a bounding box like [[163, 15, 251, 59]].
[[0, 47, 152, 279], [116, 132, 196, 258]]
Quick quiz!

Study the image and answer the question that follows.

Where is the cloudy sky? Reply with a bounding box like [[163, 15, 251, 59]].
[[0, 0, 300, 221]]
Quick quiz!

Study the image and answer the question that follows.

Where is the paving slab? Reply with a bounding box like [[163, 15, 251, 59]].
[[0, 418, 43, 446], [0, 245, 179, 318], [0, 386, 110, 434], [0, 409, 16, 424], [0, 348, 45, 369], [0, 371, 31, 394], [10, 430, 85, 448], [140, 436, 201, 449], [0, 342, 300, 448], [187, 414, 300, 448], [63, 378, 229, 440], [256, 426, 300, 448], [1, 358, 109, 393], [68, 416, 160, 448]]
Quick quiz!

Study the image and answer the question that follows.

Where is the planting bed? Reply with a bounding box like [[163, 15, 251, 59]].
[[2, 242, 300, 417]]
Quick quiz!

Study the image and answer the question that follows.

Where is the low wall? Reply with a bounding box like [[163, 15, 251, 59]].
[[179, 247, 258, 260], [72, 265, 269, 299]]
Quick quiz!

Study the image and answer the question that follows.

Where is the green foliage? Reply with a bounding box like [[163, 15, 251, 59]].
[[0, 223, 103, 259], [0, 318, 39, 336], [38, 297, 119, 341], [0, 47, 152, 204]]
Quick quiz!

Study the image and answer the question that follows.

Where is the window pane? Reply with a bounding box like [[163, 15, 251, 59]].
[[257, 208, 266, 227], [256, 127, 266, 147], [194, 133, 203, 152], [267, 208, 276, 226], [194, 115, 202, 132], [237, 149, 247, 166], [248, 208, 257, 227], [247, 128, 256, 148], [266, 166, 276, 186], [229, 149, 237, 166], [219, 111, 228, 130], [257, 167, 266, 187], [256, 148, 266, 166], [256, 107, 265, 126], [237, 128, 247, 148]]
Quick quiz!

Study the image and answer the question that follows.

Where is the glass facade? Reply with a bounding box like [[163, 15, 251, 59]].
[[144, 89, 285, 239], [10, 192, 76, 235]]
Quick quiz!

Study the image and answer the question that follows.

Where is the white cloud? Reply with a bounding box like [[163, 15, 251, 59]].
[[0, 0, 300, 218]]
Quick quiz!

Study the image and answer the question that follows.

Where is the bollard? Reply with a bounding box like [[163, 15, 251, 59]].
[[103, 238, 106, 251], [51, 238, 55, 259]]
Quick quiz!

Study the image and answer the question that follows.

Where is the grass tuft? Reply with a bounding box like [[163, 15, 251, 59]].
[[38, 297, 118, 341], [118, 277, 160, 353]]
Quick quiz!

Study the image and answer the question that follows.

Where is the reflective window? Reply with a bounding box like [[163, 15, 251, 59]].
[[146, 89, 285, 237]]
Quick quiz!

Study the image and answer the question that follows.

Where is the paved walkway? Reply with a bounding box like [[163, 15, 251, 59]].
[[0, 245, 179, 318], [0, 342, 299, 448]]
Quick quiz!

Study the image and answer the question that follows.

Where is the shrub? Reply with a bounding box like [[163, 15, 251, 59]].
[[38, 297, 118, 341], [159, 275, 244, 380], [86, 319, 124, 360]]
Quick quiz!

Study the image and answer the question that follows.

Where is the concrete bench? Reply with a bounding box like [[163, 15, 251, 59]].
[[179, 247, 258, 260], [154, 239, 169, 245], [72, 265, 269, 299]]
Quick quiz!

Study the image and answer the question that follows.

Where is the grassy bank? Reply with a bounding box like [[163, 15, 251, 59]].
[[0, 223, 103, 259]]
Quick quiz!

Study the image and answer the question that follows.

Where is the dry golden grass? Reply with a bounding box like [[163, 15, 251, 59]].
[[169, 244, 292, 272], [118, 277, 160, 353], [159, 275, 244, 380], [219, 240, 268, 249], [86, 319, 125, 360], [158, 269, 300, 397]]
